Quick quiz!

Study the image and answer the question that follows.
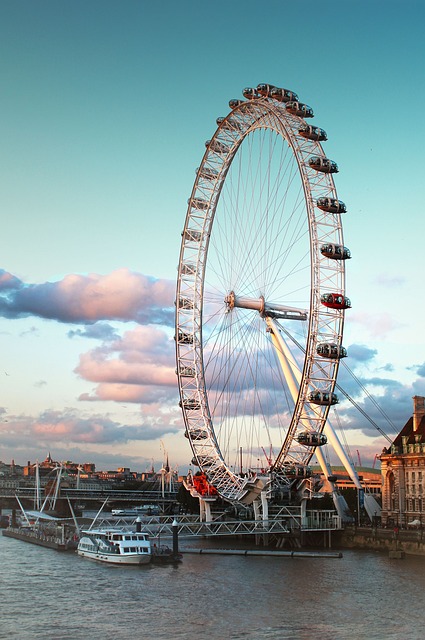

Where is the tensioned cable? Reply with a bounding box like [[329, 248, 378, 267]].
[[278, 325, 395, 444]]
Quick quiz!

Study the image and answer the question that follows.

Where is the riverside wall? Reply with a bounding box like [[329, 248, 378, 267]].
[[335, 525, 425, 557]]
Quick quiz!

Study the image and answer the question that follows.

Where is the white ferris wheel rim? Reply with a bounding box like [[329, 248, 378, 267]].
[[176, 89, 348, 504]]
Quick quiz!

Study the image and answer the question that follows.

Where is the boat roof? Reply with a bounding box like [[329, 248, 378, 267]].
[[81, 527, 145, 535]]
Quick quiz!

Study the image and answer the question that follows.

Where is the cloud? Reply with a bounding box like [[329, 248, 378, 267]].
[[349, 311, 404, 338], [0, 408, 180, 448], [75, 325, 178, 404], [0, 268, 174, 326], [374, 273, 405, 287], [68, 322, 119, 341], [413, 362, 425, 378], [346, 344, 377, 364]]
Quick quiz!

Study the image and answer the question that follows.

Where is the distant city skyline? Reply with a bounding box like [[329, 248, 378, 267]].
[[1, 1, 424, 472]]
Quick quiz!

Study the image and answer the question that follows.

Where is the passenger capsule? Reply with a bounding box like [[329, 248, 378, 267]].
[[191, 457, 200, 466], [197, 166, 218, 181], [183, 228, 202, 243], [256, 83, 276, 97], [178, 366, 195, 377], [176, 331, 194, 344], [316, 342, 347, 359], [270, 86, 299, 102], [320, 244, 351, 260], [188, 197, 209, 210], [286, 101, 314, 118], [327, 475, 338, 483], [309, 156, 339, 173], [297, 431, 328, 447], [316, 197, 346, 214], [217, 116, 244, 132], [243, 87, 259, 99], [185, 428, 208, 440], [308, 390, 339, 406], [229, 98, 244, 109], [299, 125, 327, 141], [206, 139, 230, 154], [321, 293, 351, 309], [282, 463, 312, 478], [180, 263, 196, 276], [179, 398, 201, 410], [178, 297, 194, 310]]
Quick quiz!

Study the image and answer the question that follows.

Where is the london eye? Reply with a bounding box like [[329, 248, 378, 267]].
[[175, 83, 350, 505]]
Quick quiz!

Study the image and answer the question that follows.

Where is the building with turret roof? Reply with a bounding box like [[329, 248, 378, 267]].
[[380, 396, 425, 527]]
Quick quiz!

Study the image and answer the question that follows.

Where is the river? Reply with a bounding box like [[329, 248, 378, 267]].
[[1, 533, 424, 640]]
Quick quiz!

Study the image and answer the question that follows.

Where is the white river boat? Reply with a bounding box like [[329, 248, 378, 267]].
[[77, 527, 151, 565]]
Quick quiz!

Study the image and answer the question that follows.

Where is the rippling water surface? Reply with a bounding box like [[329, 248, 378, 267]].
[[1, 534, 424, 640]]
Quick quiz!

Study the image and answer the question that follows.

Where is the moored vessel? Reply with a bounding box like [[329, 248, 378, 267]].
[[77, 527, 151, 564]]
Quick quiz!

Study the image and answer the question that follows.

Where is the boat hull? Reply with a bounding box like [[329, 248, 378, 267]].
[[77, 549, 151, 565]]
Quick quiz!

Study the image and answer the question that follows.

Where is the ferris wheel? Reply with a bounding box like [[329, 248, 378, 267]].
[[175, 83, 351, 505]]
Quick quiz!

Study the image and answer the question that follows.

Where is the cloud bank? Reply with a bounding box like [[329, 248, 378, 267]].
[[0, 268, 174, 326]]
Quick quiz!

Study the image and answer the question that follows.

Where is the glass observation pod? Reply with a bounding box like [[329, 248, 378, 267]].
[[316, 342, 348, 359], [299, 124, 327, 141], [189, 197, 209, 211], [286, 101, 314, 118], [309, 156, 339, 173], [178, 297, 194, 310], [327, 474, 338, 483], [216, 116, 244, 132], [297, 431, 328, 447], [320, 243, 351, 260], [282, 464, 313, 478], [185, 428, 208, 440], [308, 390, 339, 406], [178, 366, 195, 377], [176, 331, 194, 344], [229, 98, 244, 109], [256, 83, 276, 97], [191, 455, 213, 469], [179, 398, 201, 410], [206, 139, 230, 154], [183, 228, 202, 243], [197, 166, 219, 181], [320, 293, 351, 309], [317, 197, 347, 214], [180, 263, 196, 276], [270, 86, 299, 102], [243, 87, 260, 99]]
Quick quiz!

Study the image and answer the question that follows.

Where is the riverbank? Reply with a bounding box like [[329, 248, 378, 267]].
[[335, 525, 425, 557]]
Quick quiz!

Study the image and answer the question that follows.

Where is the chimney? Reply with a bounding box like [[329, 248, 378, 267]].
[[413, 395, 425, 432]]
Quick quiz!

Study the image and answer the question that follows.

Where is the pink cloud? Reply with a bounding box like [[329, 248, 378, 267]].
[[349, 312, 404, 338], [75, 325, 178, 404], [0, 268, 174, 325], [0, 408, 180, 447]]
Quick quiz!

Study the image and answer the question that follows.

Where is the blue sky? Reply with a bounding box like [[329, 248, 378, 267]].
[[0, 0, 424, 472]]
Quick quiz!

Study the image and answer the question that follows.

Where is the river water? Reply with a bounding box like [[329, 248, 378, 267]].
[[1, 533, 424, 640]]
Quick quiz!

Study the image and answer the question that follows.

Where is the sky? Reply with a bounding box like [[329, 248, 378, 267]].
[[1, 0, 424, 474]]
